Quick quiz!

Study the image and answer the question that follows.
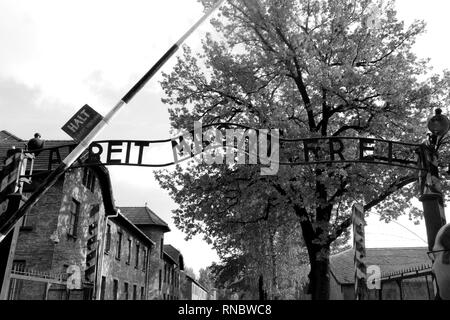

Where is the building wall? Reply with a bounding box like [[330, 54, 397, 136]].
[[330, 278, 431, 300], [342, 285, 355, 300], [208, 288, 218, 300], [329, 275, 344, 300], [14, 178, 64, 271], [10, 167, 105, 300], [190, 281, 208, 300], [136, 226, 165, 299], [381, 277, 431, 300], [5, 162, 172, 301], [51, 168, 106, 284], [180, 276, 208, 300], [98, 219, 149, 300], [161, 257, 181, 300]]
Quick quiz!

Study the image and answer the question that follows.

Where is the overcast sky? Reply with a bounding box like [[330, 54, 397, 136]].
[[1, 0, 449, 275]]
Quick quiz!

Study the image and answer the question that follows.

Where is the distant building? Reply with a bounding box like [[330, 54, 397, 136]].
[[208, 288, 218, 300], [97, 213, 154, 300], [161, 244, 184, 300], [182, 273, 208, 300], [329, 247, 433, 300], [119, 206, 171, 300]]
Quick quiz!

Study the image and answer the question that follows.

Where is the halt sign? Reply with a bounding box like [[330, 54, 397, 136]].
[[62, 104, 103, 142]]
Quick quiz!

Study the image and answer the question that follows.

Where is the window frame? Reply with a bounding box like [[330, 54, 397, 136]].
[[116, 231, 123, 260], [100, 276, 106, 300], [123, 282, 129, 300], [133, 284, 137, 300], [158, 270, 162, 291], [68, 199, 80, 238], [135, 243, 140, 269], [105, 224, 111, 253], [127, 238, 132, 265], [113, 279, 119, 300], [142, 248, 147, 271]]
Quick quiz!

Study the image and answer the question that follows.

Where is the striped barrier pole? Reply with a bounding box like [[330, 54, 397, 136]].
[[0, 151, 21, 202], [352, 203, 367, 300], [0, 0, 226, 242]]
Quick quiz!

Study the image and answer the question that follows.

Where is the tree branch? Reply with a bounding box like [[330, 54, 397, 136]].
[[327, 175, 418, 244]]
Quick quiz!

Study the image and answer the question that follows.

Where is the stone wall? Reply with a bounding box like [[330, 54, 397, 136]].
[[11, 167, 105, 300], [135, 225, 166, 299]]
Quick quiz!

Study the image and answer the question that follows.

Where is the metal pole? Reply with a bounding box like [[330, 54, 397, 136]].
[[418, 143, 447, 251], [417, 109, 449, 299], [0, 0, 226, 242]]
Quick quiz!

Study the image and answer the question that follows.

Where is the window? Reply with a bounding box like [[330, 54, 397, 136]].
[[158, 270, 162, 291], [127, 238, 132, 264], [123, 282, 129, 300], [160, 238, 163, 259], [21, 212, 30, 228], [135, 243, 140, 268], [82, 167, 96, 192], [142, 249, 147, 271], [133, 285, 137, 300], [100, 276, 106, 300], [116, 231, 122, 260], [164, 264, 167, 283], [113, 279, 118, 300], [105, 224, 111, 253], [171, 269, 175, 287], [141, 287, 145, 300], [68, 199, 80, 237]]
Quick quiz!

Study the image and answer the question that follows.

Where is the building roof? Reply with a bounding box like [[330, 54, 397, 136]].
[[0, 131, 119, 217], [185, 273, 209, 293], [119, 206, 170, 232], [110, 212, 156, 247], [0, 130, 22, 142], [163, 244, 184, 270], [0, 134, 75, 172], [330, 247, 431, 285]]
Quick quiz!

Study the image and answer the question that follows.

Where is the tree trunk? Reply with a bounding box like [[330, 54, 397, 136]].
[[258, 275, 265, 301], [269, 231, 278, 299], [296, 206, 332, 300], [309, 255, 331, 300]]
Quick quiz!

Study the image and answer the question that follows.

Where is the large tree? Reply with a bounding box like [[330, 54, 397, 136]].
[[155, 0, 450, 299]]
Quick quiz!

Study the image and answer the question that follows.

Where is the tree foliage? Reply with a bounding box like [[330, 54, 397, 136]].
[[156, 0, 450, 299]]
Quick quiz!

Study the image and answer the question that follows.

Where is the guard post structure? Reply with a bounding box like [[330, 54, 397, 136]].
[[418, 108, 449, 252]]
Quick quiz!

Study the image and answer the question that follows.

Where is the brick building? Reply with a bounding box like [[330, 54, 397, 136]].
[[0, 131, 114, 299], [0, 130, 207, 301], [0, 131, 158, 300], [119, 206, 171, 300], [97, 213, 154, 300]]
